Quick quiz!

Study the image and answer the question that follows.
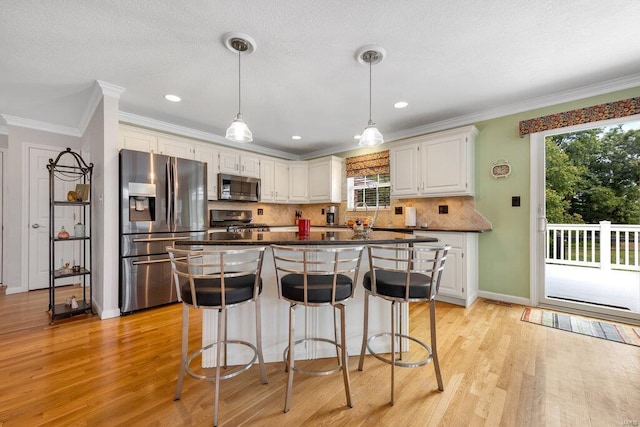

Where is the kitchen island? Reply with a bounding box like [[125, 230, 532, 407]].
[[174, 230, 438, 366]]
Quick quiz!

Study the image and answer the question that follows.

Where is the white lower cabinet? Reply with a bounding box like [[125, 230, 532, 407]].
[[414, 231, 478, 307]]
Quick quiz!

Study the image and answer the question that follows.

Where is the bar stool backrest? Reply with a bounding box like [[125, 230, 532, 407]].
[[271, 245, 365, 306], [366, 244, 450, 302], [167, 246, 266, 309]]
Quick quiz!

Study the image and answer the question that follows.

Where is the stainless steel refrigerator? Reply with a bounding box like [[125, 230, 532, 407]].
[[119, 149, 207, 314]]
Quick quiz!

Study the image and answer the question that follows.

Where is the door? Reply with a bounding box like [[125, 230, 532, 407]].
[[531, 119, 640, 323], [29, 147, 75, 290], [0, 151, 3, 283]]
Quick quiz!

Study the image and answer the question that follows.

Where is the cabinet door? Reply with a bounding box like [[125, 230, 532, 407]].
[[219, 150, 240, 174], [274, 161, 289, 202], [240, 154, 261, 178], [421, 134, 468, 195], [288, 162, 308, 202], [120, 128, 158, 153], [158, 136, 193, 159], [435, 247, 464, 299], [260, 157, 275, 202], [308, 160, 331, 201], [390, 143, 419, 197], [193, 144, 219, 200]]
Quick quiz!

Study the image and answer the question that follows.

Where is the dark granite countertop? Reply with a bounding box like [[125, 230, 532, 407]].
[[177, 230, 438, 246], [265, 224, 490, 233]]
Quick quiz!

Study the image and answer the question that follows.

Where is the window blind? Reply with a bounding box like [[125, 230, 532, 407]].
[[345, 150, 390, 178]]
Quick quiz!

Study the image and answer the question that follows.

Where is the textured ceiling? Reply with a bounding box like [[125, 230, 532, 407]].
[[2, 1, 640, 157]]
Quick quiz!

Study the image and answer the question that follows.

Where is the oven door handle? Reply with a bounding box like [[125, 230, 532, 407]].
[[132, 237, 186, 243]]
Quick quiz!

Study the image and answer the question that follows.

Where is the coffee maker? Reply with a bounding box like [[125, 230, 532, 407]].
[[326, 205, 338, 225]]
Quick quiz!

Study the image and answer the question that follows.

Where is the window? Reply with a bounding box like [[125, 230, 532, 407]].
[[345, 150, 391, 210], [348, 173, 391, 209]]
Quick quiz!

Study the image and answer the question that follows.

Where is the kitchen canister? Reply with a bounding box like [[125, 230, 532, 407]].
[[404, 207, 417, 227], [298, 218, 310, 235], [74, 222, 85, 237]]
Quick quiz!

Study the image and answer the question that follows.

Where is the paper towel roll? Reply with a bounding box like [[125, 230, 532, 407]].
[[405, 207, 417, 227]]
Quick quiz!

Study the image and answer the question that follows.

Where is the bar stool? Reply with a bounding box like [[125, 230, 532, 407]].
[[167, 246, 268, 427], [271, 244, 365, 413], [358, 244, 450, 405]]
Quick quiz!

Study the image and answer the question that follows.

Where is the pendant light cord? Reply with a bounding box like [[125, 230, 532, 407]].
[[368, 56, 372, 123], [237, 48, 242, 115]]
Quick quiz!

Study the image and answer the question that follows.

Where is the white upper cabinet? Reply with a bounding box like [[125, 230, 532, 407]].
[[119, 126, 158, 153], [288, 161, 308, 202], [390, 125, 478, 198], [259, 157, 275, 202], [219, 149, 261, 178], [274, 160, 289, 202], [158, 136, 194, 158], [193, 143, 219, 200], [308, 156, 343, 203]]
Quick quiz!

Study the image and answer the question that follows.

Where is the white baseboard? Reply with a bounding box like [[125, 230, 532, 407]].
[[5, 285, 28, 295], [478, 290, 531, 307], [99, 308, 121, 320]]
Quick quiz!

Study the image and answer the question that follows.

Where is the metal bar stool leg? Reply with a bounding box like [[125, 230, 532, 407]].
[[284, 303, 296, 413], [174, 303, 189, 400], [430, 299, 444, 391], [255, 297, 268, 384], [358, 290, 370, 371], [214, 308, 224, 427], [338, 303, 352, 407], [333, 306, 341, 364], [390, 301, 396, 406]]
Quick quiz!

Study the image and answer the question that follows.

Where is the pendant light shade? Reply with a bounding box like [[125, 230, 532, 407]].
[[224, 33, 256, 143], [357, 46, 386, 147]]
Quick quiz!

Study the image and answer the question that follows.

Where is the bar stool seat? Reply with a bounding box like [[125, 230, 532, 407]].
[[167, 245, 268, 427], [272, 244, 365, 413], [358, 244, 450, 405]]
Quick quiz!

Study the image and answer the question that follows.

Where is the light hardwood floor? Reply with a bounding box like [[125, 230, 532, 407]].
[[1, 285, 638, 426]]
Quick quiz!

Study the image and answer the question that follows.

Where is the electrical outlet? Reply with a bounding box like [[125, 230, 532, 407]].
[[438, 205, 448, 214], [321, 208, 325, 215], [395, 206, 403, 215], [257, 208, 264, 215], [512, 196, 521, 207]]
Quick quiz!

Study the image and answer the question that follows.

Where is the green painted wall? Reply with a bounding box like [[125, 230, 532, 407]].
[[475, 86, 640, 298]]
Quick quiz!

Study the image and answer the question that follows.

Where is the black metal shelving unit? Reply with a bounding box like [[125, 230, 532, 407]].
[[47, 148, 93, 323]]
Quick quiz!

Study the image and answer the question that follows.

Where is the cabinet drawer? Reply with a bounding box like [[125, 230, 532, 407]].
[[414, 231, 464, 248]]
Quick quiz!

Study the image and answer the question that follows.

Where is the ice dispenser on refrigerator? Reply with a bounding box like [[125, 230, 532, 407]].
[[128, 182, 156, 221]]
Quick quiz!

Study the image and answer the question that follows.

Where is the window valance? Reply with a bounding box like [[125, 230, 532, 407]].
[[345, 150, 390, 178], [518, 96, 640, 137]]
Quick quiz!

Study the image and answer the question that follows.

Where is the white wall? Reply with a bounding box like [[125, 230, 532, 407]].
[[4, 127, 81, 294]]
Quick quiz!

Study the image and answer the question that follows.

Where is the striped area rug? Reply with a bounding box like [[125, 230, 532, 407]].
[[521, 307, 640, 347]]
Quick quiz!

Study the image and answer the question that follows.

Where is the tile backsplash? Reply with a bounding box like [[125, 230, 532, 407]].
[[208, 196, 491, 230]]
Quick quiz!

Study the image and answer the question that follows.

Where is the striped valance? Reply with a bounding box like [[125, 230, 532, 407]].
[[345, 150, 389, 178], [519, 97, 640, 137]]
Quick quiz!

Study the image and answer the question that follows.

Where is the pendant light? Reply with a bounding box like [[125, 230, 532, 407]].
[[357, 45, 386, 147], [224, 33, 256, 143]]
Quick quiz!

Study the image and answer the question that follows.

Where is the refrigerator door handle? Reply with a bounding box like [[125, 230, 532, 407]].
[[166, 160, 172, 226], [172, 158, 178, 228], [132, 257, 178, 266]]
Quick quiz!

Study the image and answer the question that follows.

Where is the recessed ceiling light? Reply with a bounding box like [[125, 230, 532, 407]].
[[354, 135, 361, 140], [394, 101, 408, 109], [164, 94, 181, 102], [291, 135, 302, 140]]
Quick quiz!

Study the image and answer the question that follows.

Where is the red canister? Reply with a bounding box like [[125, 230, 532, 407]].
[[298, 218, 310, 235]]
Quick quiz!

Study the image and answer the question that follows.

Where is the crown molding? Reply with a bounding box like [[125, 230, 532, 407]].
[[118, 111, 298, 160], [96, 80, 126, 99], [0, 114, 81, 137]]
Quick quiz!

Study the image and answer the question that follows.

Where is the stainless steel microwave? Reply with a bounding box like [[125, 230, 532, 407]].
[[218, 173, 261, 202]]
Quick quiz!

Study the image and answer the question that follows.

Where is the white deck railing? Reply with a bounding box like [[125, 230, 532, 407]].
[[546, 221, 640, 271]]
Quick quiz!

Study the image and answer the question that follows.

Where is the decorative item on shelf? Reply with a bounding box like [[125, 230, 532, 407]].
[[67, 191, 78, 201], [72, 265, 81, 273], [75, 183, 90, 201], [57, 226, 70, 239], [60, 262, 71, 275], [491, 159, 512, 179], [74, 222, 84, 237], [70, 296, 78, 309]]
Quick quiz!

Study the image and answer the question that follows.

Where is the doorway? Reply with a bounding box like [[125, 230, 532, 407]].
[[28, 147, 77, 290], [531, 116, 640, 324]]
